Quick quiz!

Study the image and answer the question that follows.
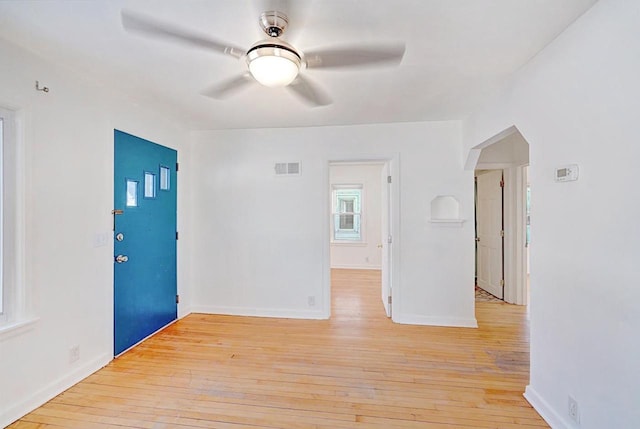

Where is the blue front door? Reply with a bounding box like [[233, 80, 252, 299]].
[[114, 130, 177, 356]]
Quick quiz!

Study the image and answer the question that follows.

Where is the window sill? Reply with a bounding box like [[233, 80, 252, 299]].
[[429, 218, 466, 227], [0, 317, 39, 341], [330, 241, 368, 247]]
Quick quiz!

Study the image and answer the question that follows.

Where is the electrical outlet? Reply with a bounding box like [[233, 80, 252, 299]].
[[568, 396, 579, 424], [69, 345, 80, 363], [308, 296, 316, 307]]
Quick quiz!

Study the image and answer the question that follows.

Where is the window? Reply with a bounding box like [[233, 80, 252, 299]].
[[0, 115, 4, 316], [0, 107, 25, 329], [332, 186, 363, 241], [159, 166, 170, 190], [126, 179, 138, 207], [144, 172, 156, 198]]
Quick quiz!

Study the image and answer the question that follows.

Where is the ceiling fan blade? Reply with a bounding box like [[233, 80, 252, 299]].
[[201, 74, 255, 99], [287, 75, 332, 107], [121, 10, 245, 59], [304, 43, 406, 69]]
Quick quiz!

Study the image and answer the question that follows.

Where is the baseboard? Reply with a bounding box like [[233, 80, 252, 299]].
[[191, 305, 328, 320], [330, 264, 382, 270], [524, 385, 571, 429], [393, 313, 478, 328], [1, 352, 112, 428], [178, 307, 192, 319]]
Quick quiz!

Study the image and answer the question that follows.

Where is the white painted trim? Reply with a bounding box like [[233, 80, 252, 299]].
[[322, 158, 331, 319], [475, 162, 517, 170], [516, 165, 529, 306], [0, 316, 38, 340], [502, 165, 528, 305], [0, 108, 30, 326], [429, 219, 466, 226], [330, 264, 382, 270], [394, 313, 478, 328], [178, 306, 192, 319], [0, 352, 112, 428], [330, 241, 368, 247], [191, 306, 327, 320], [524, 385, 571, 429]]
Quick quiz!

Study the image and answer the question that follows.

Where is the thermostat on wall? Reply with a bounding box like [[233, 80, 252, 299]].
[[555, 164, 579, 182]]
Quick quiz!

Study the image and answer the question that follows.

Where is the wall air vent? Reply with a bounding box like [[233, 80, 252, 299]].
[[275, 162, 301, 176]]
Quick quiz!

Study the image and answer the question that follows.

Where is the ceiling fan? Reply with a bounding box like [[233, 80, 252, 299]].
[[121, 8, 405, 107]]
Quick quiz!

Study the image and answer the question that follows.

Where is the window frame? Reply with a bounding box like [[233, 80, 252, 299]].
[[0, 114, 4, 319], [331, 184, 364, 243], [0, 107, 31, 334]]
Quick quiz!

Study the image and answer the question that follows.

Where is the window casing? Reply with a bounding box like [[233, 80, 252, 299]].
[[0, 107, 24, 328], [0, 115, 4, 318], [332, 186, 363, 242]]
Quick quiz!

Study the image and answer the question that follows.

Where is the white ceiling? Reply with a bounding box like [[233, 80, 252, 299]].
[[0, 0, 597, 130]]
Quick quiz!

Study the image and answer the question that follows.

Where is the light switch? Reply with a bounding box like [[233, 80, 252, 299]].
[[93, 232, 109, 248]]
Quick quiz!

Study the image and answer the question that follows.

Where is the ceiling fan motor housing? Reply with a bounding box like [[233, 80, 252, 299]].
[[260, 11, 288, 38]]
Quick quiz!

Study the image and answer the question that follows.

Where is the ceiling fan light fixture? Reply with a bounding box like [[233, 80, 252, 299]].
[[247, 43, 301, 87]]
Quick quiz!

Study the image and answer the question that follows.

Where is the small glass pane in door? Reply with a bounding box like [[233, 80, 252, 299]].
[[144, 172, 156, 198], [160, 166, 170, 190], [126, 180, 138, 207]]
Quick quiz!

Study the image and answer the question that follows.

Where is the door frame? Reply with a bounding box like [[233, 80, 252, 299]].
[[467, 126, 529, 305], [323, 154, 400, 321], [474, 169, 505, 299]]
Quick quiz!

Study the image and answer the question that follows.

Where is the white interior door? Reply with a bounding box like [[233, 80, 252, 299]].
[[476, 170, 504, 299], [380, 163, 391, 317]]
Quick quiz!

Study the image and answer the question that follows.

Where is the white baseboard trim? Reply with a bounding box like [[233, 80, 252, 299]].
[[1, 352, 112, 428], [524, 385, 570, 429], [191, 305, 328, 320], [393, 313, 478, 328], [330, 264, 382, 270], [178, 307, 192, 319]]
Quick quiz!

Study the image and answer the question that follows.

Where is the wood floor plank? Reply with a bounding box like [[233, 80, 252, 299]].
[[9, 269, 548, 428]]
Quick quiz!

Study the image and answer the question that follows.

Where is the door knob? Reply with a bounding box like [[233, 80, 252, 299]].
[[115, 254, 129, 263], [475, 237, 480, 242]]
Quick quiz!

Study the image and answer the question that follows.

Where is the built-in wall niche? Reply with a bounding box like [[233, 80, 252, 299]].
[[429, 195, 465, 226]]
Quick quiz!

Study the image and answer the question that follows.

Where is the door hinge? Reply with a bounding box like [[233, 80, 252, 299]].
[[388, 295, 392, 305], [500, 279, 505, 287], [387, 235, 393, 244], [500, 178, 505, 188], [500, 230, 504, 237], [176, 294, 180, 304], [176, 231, 179, 240], [387, 175, 392, 184], [176, 162, 179, 172]]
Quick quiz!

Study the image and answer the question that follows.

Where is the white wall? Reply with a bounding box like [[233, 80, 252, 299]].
[[0, 38, 192, 427], [463, 0, 640, 427], [330, 163, 383, 270], [477, 131, 529, 167], [190, 121, 476, 327]]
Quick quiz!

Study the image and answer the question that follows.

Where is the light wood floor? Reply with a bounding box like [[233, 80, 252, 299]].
[[10, 269, 547, 428]]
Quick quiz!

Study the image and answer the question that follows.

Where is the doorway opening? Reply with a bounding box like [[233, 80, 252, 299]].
[[328, 161, 392, 320], [471, 127, 530, 306], [475, 169, 505, 301]]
